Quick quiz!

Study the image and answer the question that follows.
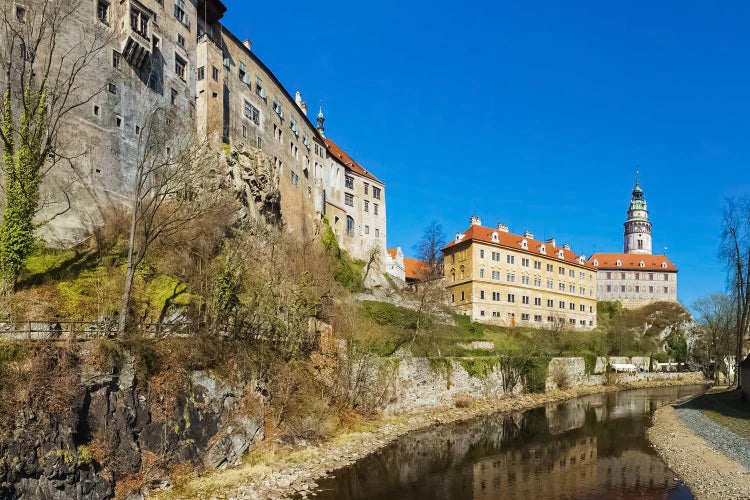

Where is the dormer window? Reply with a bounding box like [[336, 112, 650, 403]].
[[616, 260, 622, 267], [661, 262, 667, 268], [491, 232, 499, 243], [540, 244, 546, 255], [639, 261, 645, 267], [557, 249, 564, 259], [521, 239, 528, 249], [592, 259, 599, 266], [455, 233, 464, 243]]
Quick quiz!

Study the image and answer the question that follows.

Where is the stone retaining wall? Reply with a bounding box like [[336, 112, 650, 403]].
[[381, 355, 704, 414]]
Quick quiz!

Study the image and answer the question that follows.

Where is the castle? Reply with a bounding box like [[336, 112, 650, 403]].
[[2, 0, 385, 262], [588, 181, 678, 308]]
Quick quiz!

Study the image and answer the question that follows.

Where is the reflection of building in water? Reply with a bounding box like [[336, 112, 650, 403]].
[[472, 437, 598, 499], [598, 450, 673, 492]]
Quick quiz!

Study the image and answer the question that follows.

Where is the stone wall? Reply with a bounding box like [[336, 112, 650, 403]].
[[378, 355, 704, 414]]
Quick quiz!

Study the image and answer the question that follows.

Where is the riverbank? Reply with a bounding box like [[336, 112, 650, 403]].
[[154, 375, 705, 500], [648, 393, 750, 500]]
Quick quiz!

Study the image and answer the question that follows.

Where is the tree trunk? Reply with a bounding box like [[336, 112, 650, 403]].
[[119, 198, 140, 335]]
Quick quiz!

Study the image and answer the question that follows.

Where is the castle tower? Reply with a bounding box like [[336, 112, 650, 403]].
[[316, 106, 325, 137], [623, 180, 652, 254]]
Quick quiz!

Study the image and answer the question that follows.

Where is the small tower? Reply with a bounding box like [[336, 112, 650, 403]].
[[623, 179, 652, 254], [316, 106, 325, 138]]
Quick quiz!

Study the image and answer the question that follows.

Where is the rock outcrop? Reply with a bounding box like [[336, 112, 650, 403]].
[[224, 147, 281, 226], [0, 354, 264, 499]]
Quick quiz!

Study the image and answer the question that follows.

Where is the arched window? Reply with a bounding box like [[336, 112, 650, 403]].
[[346, 216, 355, 237]]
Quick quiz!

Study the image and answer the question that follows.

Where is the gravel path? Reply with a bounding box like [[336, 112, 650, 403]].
[[676, 403, 750, 469], [648, 405, 750, 500]]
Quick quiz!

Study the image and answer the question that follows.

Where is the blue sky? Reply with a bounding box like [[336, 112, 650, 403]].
[[221, 0, 750, 310]]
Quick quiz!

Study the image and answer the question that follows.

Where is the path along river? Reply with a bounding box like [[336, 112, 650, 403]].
[[312, 385, 707, 500]]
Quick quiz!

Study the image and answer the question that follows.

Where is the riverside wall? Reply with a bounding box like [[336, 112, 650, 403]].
[[382, 355, 704, 414]]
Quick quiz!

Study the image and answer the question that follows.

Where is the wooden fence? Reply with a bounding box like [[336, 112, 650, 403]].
[[0, 320, 199, 341]]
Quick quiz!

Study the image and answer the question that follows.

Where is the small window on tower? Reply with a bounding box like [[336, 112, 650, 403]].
[[638, 239, 643, 249]]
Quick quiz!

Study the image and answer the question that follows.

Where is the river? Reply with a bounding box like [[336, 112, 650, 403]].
[[313, 385, 706, 500]]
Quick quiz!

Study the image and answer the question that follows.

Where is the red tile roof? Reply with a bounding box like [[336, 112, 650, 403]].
[[587, 253, 678, 272], [386, 248, 398, 259], [404, 257, 428, 281], [324, 138, 382, 184], [442, 223, 593, 269]]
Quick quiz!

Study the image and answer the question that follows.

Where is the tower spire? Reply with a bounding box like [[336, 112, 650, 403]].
[[316, 105, 325, 138], [623, 179, 652, 254]]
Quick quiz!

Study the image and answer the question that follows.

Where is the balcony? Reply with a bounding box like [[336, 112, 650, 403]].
[[120, 2, 151, 68]]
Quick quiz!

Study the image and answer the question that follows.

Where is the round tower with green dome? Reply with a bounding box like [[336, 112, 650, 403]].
[[624, 180, 652, 255]]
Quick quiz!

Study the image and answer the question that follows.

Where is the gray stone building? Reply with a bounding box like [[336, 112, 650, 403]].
[[3, 0, 386, 262], [588, 181, 678, 308]]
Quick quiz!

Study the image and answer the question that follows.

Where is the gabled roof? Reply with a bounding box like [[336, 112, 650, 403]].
[[442, 223, 593, 269], [404, 258, 428, 281], [587, 253, 678, 272], [324, 138, 382, 184]]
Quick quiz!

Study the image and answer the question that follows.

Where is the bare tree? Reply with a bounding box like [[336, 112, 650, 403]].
[[361, 244, 382, 288], [693, 294, 734, 384], [118, 107, 222, 334], [0, 0, 109, 292], [410, 221, 446, 340], [720, 198, 750, 387]]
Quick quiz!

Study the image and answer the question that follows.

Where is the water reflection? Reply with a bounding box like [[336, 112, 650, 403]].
[[314, 385, 703, 500]]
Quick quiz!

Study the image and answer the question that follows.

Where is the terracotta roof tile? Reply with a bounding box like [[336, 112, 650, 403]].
[[442, 224, 593, 269], [587, 253, 678, 272], [386, 248, 398, 259], [324, 138, 382, 184], [403, 258, 428, 281]]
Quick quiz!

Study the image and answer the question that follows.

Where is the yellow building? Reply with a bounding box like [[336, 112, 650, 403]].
[[442, 217, 597, 329]]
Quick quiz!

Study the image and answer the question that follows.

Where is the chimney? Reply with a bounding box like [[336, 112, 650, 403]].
[[546, 238, 556, 247], [523, 230, 534, 239], [563, 243, 571, 250], [242, 39, 252, 51], [497, 222, 509, 232], [470, 216, 482, 226], [294, 92, 307, 116], [300, 102, 308, 116]]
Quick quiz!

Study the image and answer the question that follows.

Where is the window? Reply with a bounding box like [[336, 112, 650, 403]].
[[93, 105, 100, 116], [521, 258, 530, 267], [649, 274, 654, 281], [521, 314, 530, 321], [534, 315, 542, 322], [534, 260, 542, 270], [506, 255, 515, 264], [364, 182, 369, 195], [558, 283, 565, 291], [649, 286, 654, 293], [373, 186, 381, 199], [212, 66, 219, 81], [364, 225, 369, 235], [256, 77, 266, 99], [547, 299, 554, 307], [506, 273, 515, 282], [507, 294, 515, 303], [97, 0, 110, 24], [175, 55, 187, 80], [620, 285, 626, 292], [244, 100, 259, 125], [364, 200, 369, 212], [559, 301, 565, 309], [606, 285, 611, 292], [638, 239, 643, 249], [197, 66, 205, 80], [521, 276, 529, 285], [569, 284, 575, 293], [635, 273, 640, 280], [345, 175, 354, 189], [290, 117, 299, 136], [569, 302, 575, 310], [534, 298, 541, 306], [606, 272, 611, 279], [569, 269, 575, 277], [451, 294, 455, 303], [664, 286, 669, 293], [174, 0, 189, 27], [460, 291, 465, 301], [374, 204, 379, 215], [130, 6, 149, 38], [108, 83, 117, 94], [257, 136, 262, 149], [547, 264, 554, 272], [345, 216, 354, 236], [635, 285, 640, 293], [547, 280, 553, 289], [290, 171, 299, 187], [115, 114, 122, 128], [558, 267, 565, 275], [112, 50, 122, 70], [621, 272, 626, 280], [479, 268, 485, 279], [242, 125, 247, 138], [170, 88, 178, 105], [522, 296, 529, 304], [480, 249, 485, 258], [663, 273, 669, 281], [15, 5, 26, 22], [344, 193, 354, 207], [177, 33, 185, 48], [374, 227, 379, 237]]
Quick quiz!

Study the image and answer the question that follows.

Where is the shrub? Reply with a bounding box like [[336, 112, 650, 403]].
[[550, 364, 571, 390], [453, 392, 473, 408]]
